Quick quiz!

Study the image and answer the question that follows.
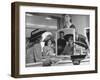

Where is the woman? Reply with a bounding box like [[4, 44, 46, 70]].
[[43, 39, 56, 57], [42, 39, 57, 66], [62, 35, 74, 55], [63, 14, 76, 29]]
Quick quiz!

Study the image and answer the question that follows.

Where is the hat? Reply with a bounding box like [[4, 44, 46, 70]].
[[30, 29, 46, 42], [42, 32, 53, 42], [64, 34, 73, 41]]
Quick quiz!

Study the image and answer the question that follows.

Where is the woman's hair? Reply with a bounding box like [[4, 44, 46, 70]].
[[63, 14, 72, 23], [45, 39, 55, 46]]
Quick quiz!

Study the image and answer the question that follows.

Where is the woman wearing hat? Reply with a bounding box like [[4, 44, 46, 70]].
[[43, 38, 56, 57]]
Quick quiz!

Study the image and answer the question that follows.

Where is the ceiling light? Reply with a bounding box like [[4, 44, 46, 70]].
[[45, 17, 52, 20], [26, 13, 33, 16]]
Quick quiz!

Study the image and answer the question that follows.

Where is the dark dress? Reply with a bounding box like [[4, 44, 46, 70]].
[[57, 38, 66, 55], [62, 43, 74, 55], [70, 24, 76, 29]]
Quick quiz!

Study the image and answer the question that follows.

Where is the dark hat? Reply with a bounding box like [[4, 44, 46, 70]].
[[75, 34, 88, 49], [30, 29, 46, 42], [64, 34, 73, 41]]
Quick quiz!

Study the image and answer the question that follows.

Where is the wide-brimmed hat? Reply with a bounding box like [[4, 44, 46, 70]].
[[43, 34, 55, 42], [30, 29, 46, 42], [64, 34, 73, 41], [42, 32, 55, 42]]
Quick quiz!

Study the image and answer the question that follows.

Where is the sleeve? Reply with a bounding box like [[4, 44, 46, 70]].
[[43, 47, 47, 57], [33, 44, 42, 62]]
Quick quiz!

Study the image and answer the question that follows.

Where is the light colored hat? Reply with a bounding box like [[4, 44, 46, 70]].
[[41, 32, 52, 42]]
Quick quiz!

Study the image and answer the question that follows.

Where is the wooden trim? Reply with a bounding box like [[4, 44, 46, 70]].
[[13, 1, 97, 10], [11, 2, 20, 77]]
